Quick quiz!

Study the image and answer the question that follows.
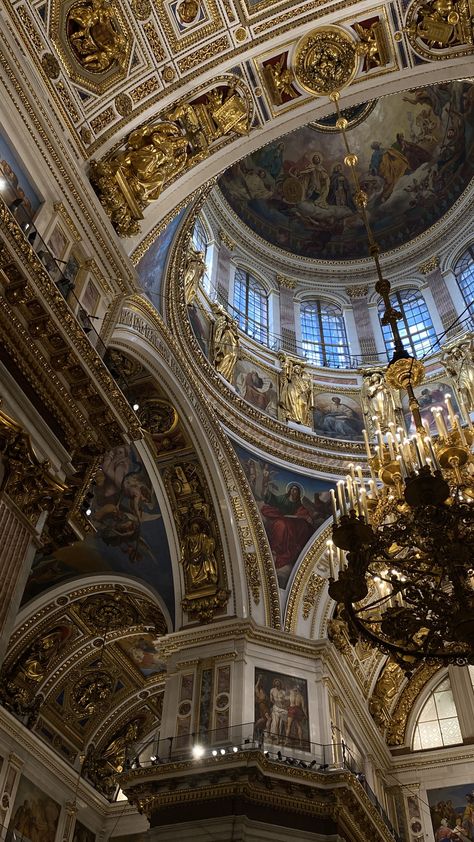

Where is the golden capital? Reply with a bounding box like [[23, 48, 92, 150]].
[[418, 255, 440, 275]]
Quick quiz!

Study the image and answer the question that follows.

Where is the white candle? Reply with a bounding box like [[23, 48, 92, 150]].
[[330, 489, 338, 525], [386, 432, 395, 461], [431, 408, 445, 438], [327, 540, 335, 579], [445, 393, 456, 428], [363, 429, 372, 460]]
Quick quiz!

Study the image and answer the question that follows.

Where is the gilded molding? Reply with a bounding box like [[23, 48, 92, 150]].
[[53, 203, 82, 243], [386, 663, 439, 746], [418, 254, 440, 275]]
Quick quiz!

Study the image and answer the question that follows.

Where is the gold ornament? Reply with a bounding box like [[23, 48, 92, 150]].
[[115, 93, 133, 116], [176, 0, 200, 23], [41, 53, 60, 79], [278, 354, 312, 427], [66, 0, 129, 73], [405, 0, 474, 56], [263, 54, 299, 105], [293, 26, 359, 96]]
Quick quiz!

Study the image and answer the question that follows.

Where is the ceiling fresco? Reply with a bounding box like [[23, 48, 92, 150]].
[[218, 80, 474, 261]]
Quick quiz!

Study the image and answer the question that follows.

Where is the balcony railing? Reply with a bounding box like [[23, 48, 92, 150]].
[[121, 723, 401, 842]]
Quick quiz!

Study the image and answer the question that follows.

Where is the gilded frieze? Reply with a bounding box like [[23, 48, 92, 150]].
[[405, 0, 474, 59]]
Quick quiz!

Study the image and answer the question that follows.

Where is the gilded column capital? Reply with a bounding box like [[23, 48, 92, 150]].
[[276, 275, 296, 290], [418, 255, 440, 275], [346, 284, 369, 299]]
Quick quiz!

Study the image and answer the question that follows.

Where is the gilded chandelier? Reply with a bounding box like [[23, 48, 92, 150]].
[[326, 92, 474, 671]]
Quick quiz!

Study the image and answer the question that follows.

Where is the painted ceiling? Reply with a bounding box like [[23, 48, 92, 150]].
[[218, 80, 474, 262]]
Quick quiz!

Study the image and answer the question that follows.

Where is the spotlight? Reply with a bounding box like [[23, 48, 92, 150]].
[[85, 507, 92, 516], [285, 757, 295, 765], [192, 745, 205, 759], [309, 760, 317, 769], [299, 761, 308, 769], [133, 402, 140, 411], [264, 751, 269, 758], [232, 746, 238, 753], [277, 751, 282, 761], [150, 755, 160, 765], [212, 750, 217, 757], [8, 197, 23, 212], [318, 764, 329, 771], [220, 748, 226, 755], [0, 177, 7, 190]]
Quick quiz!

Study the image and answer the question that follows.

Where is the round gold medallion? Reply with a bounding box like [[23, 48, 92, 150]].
[[293, 26, 358, 96], [177, 0, 200, 24]]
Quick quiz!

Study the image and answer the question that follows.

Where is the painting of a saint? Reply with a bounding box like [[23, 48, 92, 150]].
[[313, 393, 364, 441], [120, 634, 167, 676], [233, 442, 334, 588], [188, 300, 211, 358], [428, 782, 474, 841], [10, 776, 60, 842], [402, 381, 459, 435], [254, 668, 309, 749], [23, 446, 175, 623], [235, 359, 278, 417], [218, 81, 474, 261]]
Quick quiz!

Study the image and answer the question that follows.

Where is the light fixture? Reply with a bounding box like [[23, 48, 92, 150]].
[[133, 402, 140, 411], [326, 91, 474, 672], [192, 745, 205, 759]]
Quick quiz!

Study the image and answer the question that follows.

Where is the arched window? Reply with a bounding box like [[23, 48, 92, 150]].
[[300, 300, 350, 368], [455, 246, 474, 327], [378, 288, 437, 359], [232, 268, 268, 344], [192, 217, 211, 294], [412, 676, 462, 751]]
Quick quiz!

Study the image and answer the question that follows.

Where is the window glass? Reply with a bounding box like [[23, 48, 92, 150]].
[[301, 301, 351, 368], [412, 677, 462, 750], [379, 288, 437, 359], [455, 247, 474, 328], [233, 268, 268, 344]]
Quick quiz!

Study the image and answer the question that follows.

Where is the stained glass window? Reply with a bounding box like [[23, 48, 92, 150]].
[[412, 677, 462, 751], [378, 288, 437, 359], [233, 268, 268, 344], [300, 301, 351, 368]]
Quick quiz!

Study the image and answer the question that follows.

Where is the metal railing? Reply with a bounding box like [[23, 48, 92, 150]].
[[122, 723, 401, 841]]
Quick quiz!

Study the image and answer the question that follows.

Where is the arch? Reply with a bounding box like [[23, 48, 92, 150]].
[[408, 671, 462, 751]]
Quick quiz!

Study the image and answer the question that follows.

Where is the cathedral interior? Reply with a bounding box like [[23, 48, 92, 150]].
[[0, 0, 474, 840]]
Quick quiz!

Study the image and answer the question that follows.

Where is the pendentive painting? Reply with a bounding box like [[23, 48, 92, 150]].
[[0, 130, 42, 216], [402, 380, 459, 435], [234, 358, 278, 417], [427, 782, 474, 840], [23, 445, 175, 623], [10, 775, 61, 842], [254, 668, 309, 750], [119, 634, 167, 677], [313, 392, 364, 441], [218, 81, 474, 261], [73, 821, 95, 842], [137, 207, 187, 309], [188, 299, 212, 359], [233, 441, 334, 588]]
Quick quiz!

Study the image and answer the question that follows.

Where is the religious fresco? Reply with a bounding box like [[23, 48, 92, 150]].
[[402, 380, 459, 435], [136, 207, 187, 310], [427, 782, 474, 840], [188, 300, 212, 358], [10, 775, 61, 842], [254, 668, 309, 749], [119, 633, 167, 677], [73, 821, 95, 842], [233, 441, 334, 588], [0, 130, 41, 216], [218, 81, 474, 261], [23, 445, 175, 623], [234, 358, 279, 417], [313, 392, 365, 441]]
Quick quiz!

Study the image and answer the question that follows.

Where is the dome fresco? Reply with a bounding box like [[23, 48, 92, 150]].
[[218, 81, 474, 262]]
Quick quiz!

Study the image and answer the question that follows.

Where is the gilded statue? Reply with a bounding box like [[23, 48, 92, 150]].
[[211, 303, 239, 383], [21, 628, 66, 683], [72, 672, 113, 716], [67, 0, 128, 72], [406, 0, 473, 51], [181, 519, 219, 590], [183, 246, 206, 304], [116, 123, 189, 205], [278, 355, 312, 426], [442, 334, 474, 414], [263, 54, 299, 105], [353, 21, 389, 68], [360, 369, 398, 434], [85, 719, 140, 796]]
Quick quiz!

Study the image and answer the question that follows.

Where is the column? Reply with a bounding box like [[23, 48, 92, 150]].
[[276, 276, 297, 354], [345, 285, 380, 364], [448, 665, 474, 741], [58, 801, 78, 842], [216, 231, 234, 303], [0, 408, 66, 667], [418, 256, 459, 330], [0, 753, 24, 838]]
